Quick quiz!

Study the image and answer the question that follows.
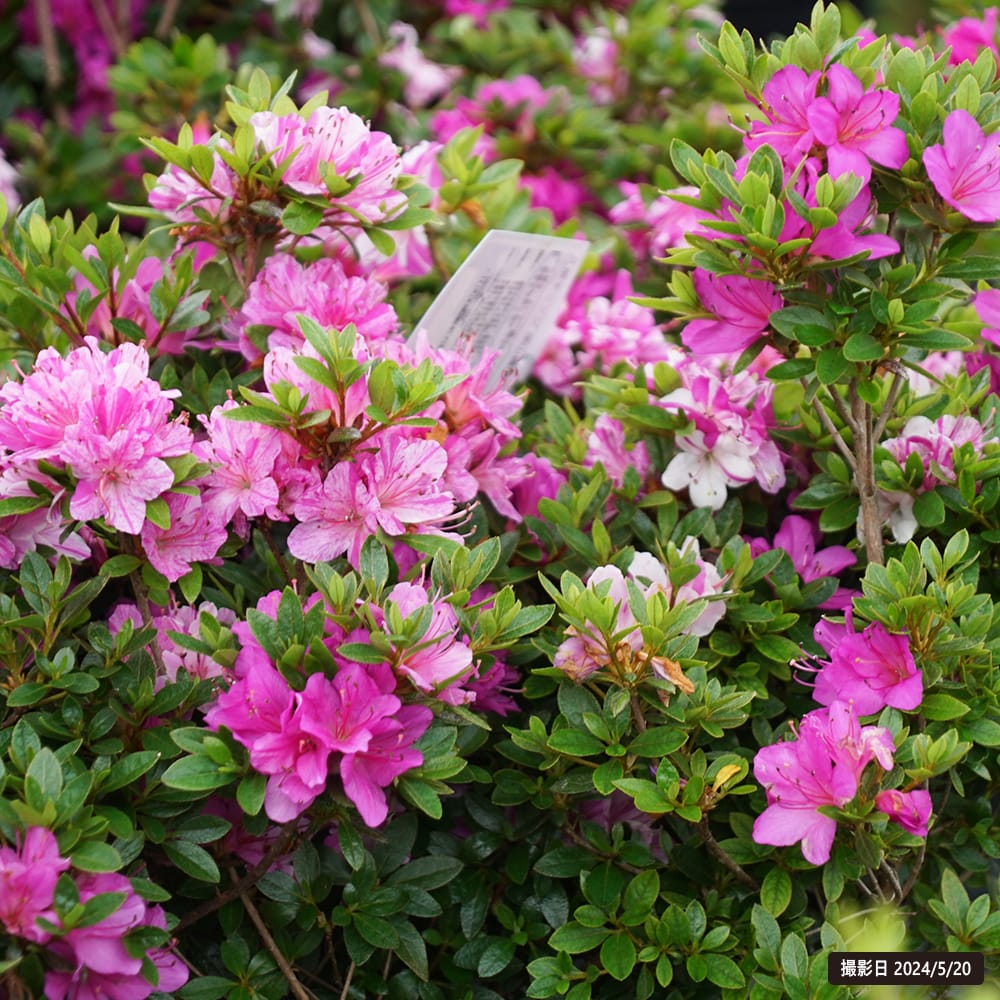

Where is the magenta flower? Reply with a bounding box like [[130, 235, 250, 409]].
[[340, 704, 432, 827], [753, 701, 894, 864], [205, 657, 294, 745], [383, 582, 475, 702], [941, 7, 999, 65], [44, 873, 188, 1000], [299, 664, 402, 754], [746, 65, 821, 163], [813, 621, 922, 715], [767, 514, 856, 609], [682, 269, 783, 356], [584, 414, 650, 489], [443, 0, 509, 27], [140, 491, 227, 582], [230, 253, 397, 362], [806, 66, 908, 184], [378, 22, 462, 108], [251, 106, 404, 223], [198, 402, 284, 522], [0, 826, 70, 943], [875, 788, 932, 837], [289, 433, 455, 567], [974, 287, 1000, 346], [753, 706, 860, 864], [923, 110, 1000, 222]]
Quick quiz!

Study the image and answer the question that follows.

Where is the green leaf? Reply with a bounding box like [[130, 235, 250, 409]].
[[842, 332, 883, 362], [478, 938, 516, 977], [71, 841, 123, 873], [767, 358, 815, 380], [160, 755, 232, 792], [961, 718, 1000, 747], [534, 847, 596, 878], [622, 870, 660, 920], [754, 635, 802, 663], [760, 868, 792, 916], [816, 350, 851, 384], [920, 693, 971, 721], [393, 919, 429, 980], [547, 729, 605, 756], [26, 748, 63, 802], [6, 682, 50, 708], [164, 839, 221, 883], [601, 931, 637, 981], [386, 855, 463, 890], [102, 751, 160, 793], [704, 953, 746, 989], [178, 977, 234, 999], [174, 814, 233, 844], [628, 727, 687, 756], [549, 921, 610, 954], [144, 496, 171, 530], [236, 772, 266, 815], [818, 496, 859, 532], [353, 912, 399, 949], [281, 200, 324, 235], [780, 933, 808, 980], [913, 490, 945, 527]]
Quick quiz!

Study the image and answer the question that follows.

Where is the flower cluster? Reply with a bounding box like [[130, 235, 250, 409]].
[[0, 338, 204, 557], [659, 354, 785, 510], [0, 827, 187, 998], [554, 540, 725, 684], [753, 615, 929, 862]]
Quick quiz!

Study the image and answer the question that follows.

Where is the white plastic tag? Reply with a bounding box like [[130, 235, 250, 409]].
[[415, 230, 590, 386]]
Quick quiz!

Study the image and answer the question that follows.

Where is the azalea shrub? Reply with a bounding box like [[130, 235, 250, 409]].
[[1, 1, 1000, 999]]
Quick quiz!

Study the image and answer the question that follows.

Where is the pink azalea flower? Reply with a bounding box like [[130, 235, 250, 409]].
[[229, 253, 397, 361], [340, 704, 432, 827], [299, 664, 402, 754], [0, 339, 193, 535], [941, 7, 999, 65], [875, 788, 933, 837], [0, 826, 70, 943], [584, 414, 650, 489], [812, 620, 922, 715], [443, 0, 510, 28], [659, 359, 786, 509], [883, 414, 991, 490], [378, 22, 462, 108], [923, 110, 1000, 222], [198, 402, 285, 521], [250, 106, 404, 224], [753, 701, 894, 864], [140, 490, 227, 582], [682, 269, 783, 356], [289, 433, 455, 567], [572, 22, 627, 105], [767, 515, 856, 609], [205, 657, 294, 745], [287, 463, 377, 567], [44, 874, 187, 1000], [609, 182, 714, 260], [630, 539, 728, 638], [510, 453, 567, 522], [110, 601, 236, 684], [746, 65, 821, 162], [521, 167, 593, 225], [974, 287, 1000, 346], [383, 582, 475, 701], [148, 133, 237, 226], [806, 65, 908, 184]]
